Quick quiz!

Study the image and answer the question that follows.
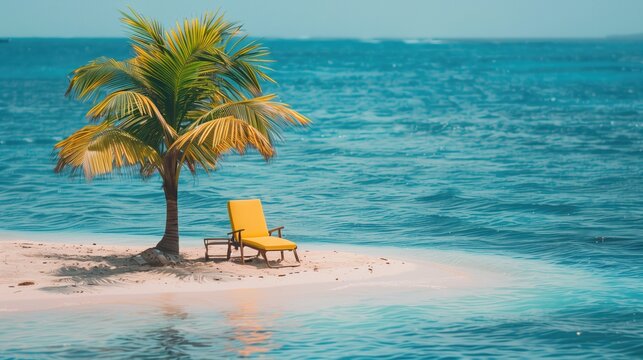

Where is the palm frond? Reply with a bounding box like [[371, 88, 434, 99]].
[[66, 58, 141, 102], [187, 95, 310, 140], [199, 38, 273, 98], [55, 123, 161, 179], [86, 91, 178, 142], [121, 8, 166, 51], [164, 11, 235, 63], [171, 116, 274, 172]]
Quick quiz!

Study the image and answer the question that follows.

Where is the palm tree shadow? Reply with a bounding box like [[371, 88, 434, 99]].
[[35, 252, 212, 294]]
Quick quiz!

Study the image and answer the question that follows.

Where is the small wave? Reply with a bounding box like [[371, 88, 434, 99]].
[[402, 38, 445, 45], [416, 188, 462, 203], [0, 137, 60, 145]]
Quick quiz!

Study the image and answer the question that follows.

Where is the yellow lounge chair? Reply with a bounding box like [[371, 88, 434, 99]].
[[227, 199, 300, 268]]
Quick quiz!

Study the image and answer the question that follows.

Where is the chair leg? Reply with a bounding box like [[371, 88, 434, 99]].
[[205, 244, 209, 261], [261, 250, 273, 268], [240, 244, 245, 264], [293, 249, 300, 262], [280, 251, 284, 261], [226, 241, 232, 260]]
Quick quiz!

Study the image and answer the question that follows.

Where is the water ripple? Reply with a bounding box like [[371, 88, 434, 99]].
[[0, 38, 642, 357]]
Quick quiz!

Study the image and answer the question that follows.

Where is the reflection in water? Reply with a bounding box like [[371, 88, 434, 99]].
[[158, 294, 189, 320], [150, 326, 204, 359], [137, 294, 209, 359], [225, 289, 279, 357]]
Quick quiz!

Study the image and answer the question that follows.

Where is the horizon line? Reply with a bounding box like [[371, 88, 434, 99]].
[[1, 35, 642, 41]]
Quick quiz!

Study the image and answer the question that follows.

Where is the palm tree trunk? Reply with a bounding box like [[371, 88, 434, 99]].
[[155, 182, 179, 254], [155, 177, 179, 255]]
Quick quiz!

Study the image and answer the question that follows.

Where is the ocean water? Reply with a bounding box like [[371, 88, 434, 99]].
[[0, 38, 642, 358]]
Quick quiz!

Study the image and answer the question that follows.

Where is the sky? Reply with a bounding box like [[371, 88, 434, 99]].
[[1, 0, 642, 39]]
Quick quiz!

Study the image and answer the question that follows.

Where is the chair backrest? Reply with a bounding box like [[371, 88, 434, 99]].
[[227, 199, 269, 238]]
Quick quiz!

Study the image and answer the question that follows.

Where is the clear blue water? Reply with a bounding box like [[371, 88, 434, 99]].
[[0, 38, 642, 358]]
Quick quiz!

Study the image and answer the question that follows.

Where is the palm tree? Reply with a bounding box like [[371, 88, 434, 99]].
[[54, 9, 310, 257]]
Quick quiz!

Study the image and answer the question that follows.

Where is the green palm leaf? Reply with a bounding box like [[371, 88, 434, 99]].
[[86, 90, 177, 142]]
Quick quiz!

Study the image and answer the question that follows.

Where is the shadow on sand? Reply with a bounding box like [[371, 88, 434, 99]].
[[32, 248, 282, 294]]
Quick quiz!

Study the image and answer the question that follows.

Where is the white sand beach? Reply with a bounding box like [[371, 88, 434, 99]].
[[0, 238, 506, 313]]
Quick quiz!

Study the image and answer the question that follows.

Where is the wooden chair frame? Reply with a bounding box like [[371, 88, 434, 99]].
[[227, 226, 300, 268], [203, 237, 230, 261]]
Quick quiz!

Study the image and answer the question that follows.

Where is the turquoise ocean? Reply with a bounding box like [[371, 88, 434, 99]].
[[0, 38, 641, 358]]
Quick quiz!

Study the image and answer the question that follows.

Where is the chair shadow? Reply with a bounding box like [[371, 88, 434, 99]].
[[215, 247, 300, 269]]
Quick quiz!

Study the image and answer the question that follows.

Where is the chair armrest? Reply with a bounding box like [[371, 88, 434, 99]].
[[227, 229, 245, 236], [268, 226, 284, 237]]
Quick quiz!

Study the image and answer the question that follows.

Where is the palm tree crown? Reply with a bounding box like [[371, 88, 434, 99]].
[[54, 9, 310, 255]]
